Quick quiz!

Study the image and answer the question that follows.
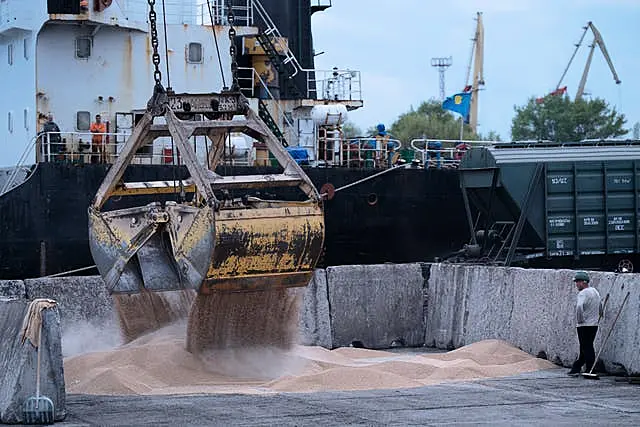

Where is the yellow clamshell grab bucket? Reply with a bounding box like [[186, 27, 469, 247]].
[[88, 87, 324, 296]]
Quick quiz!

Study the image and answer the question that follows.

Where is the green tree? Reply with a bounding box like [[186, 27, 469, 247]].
[[478, 130, 502, 141], [511, 95, 627, 142], [388, 99, 476, 144], [341, 120, 363, 139]]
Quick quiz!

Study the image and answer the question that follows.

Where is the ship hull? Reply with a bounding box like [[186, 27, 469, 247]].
[[0, 163, 470, 279]]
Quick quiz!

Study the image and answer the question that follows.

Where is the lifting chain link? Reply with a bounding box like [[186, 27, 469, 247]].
[[227, 1, 239, 91], [147, 0, 162, 87]]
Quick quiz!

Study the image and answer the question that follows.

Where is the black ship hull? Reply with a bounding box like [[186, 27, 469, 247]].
[[0, 163, 470, 279]]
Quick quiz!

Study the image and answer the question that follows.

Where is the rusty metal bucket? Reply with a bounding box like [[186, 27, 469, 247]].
[[89, 201, 323, 295], [88, 202, 215, 294], [203, 202, 324, 293]]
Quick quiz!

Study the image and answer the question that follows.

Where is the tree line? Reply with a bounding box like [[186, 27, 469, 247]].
[[343, 94, 637, 143]]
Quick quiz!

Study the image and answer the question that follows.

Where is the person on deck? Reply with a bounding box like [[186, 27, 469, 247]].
[[90, 114, 107, 164], [41, 114, 62, 160]]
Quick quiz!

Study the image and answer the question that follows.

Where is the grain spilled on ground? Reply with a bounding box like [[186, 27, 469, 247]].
[[64, 332, 556, 395]]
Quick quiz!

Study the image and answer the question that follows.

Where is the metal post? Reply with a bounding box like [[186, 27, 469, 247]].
[[460, 178, 477, 246], [39, 240, 46, 277], [431, 57, 452, 101]]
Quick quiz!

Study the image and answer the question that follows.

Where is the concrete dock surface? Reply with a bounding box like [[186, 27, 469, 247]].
[[59, 369, 640, 426]]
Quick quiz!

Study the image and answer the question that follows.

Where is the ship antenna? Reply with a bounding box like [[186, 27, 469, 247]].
[[160, 0, 171, 90], [206, 0, 227, 90]]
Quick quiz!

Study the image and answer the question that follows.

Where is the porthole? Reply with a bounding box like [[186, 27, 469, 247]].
[[187, 42, 203, 63], [75, 37, 91, 59], [76, 111, 91, 131]]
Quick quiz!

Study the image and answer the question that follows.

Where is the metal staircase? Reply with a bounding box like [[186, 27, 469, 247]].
[[252, 0, 305, 99], [258, 99, 288, 147], [254, 31, 304, 99]]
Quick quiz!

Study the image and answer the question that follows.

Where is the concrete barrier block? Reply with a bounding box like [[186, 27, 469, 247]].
[[425, 263, 640, 374], [0, 299, 66, 423], [504, 268, 574, 365], [463, 265, 516, 345], [424, 263, 470, 349], [298, 269, 332, 348], [24, 276, 115, 328], [0, 280, 26, 299], [589, 274, 640, 375], [25, 276, 121, 357], [327, 263, 425, 349]]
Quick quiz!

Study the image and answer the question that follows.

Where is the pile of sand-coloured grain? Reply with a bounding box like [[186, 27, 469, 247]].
[[64, 326, 556, 395]]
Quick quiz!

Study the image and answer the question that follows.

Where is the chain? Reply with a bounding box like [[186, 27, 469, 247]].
[[227, 1, 239, 91], [146, 0, 168, 114], [148, 0, 162, 87]]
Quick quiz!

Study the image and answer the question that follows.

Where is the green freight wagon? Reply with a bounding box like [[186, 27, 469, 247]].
[[457, 140, 640, 271]]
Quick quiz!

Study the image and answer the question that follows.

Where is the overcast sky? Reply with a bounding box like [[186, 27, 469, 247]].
[[311, 0, 640, 140]]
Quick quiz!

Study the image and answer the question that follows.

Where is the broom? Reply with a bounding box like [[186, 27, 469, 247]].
[[582, 291, 630, 380]]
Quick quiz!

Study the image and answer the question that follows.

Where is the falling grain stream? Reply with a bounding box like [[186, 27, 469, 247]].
[[112, 285, 301, 353]]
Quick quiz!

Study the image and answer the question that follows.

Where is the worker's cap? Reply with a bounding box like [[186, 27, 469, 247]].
[[573, 271, 590, 282]]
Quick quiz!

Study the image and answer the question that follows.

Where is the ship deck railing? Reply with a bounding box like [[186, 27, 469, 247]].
[[320, 137, 402, 169], [308, 69, 362, 103], [37, 131, 255, 167], [411, 138, 498, 169], [237, 66, 295, 128]]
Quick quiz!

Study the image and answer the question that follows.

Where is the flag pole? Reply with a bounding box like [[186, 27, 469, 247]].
[[459, 116, 464, 141]]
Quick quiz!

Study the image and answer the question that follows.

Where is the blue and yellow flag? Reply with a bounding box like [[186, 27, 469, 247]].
[[442, 92, 471, 117]]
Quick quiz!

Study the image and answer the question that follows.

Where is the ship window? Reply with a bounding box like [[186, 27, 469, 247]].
[[75, 37, 91, 59], [187, 42, 203, 64], [23, 38, 29, 60], [23, 108, 29, 131], [7, 43, 13, 65], [47, 0, 81, 14], [8, 111, 13, 133], [77, 111, 91, 131]]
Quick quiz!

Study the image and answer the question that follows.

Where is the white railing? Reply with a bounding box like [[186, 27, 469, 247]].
[[106, 0, 252, 26], [39, 131, 130, 164], [37, 131, 254, 166], [251, 0, 302, 77], [196, 0, 362, 102], [318, 136, 402, 168], [196, 0, 253, 26], [310, 69, 362, 102], [0, 135, 38, 196], [250, 0, 362, 102], [237, 66, 294, 131], [410, 138, 496, 169]]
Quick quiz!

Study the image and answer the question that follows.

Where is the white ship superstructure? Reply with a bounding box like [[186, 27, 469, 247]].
[[0, 0, 362, 168]]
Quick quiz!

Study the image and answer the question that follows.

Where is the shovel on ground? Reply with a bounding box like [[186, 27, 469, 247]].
[[23, 322, 54, 424], [582, 291, 630, 380]]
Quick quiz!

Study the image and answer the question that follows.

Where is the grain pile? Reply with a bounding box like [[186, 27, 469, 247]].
[[64, 325, 556, 395]]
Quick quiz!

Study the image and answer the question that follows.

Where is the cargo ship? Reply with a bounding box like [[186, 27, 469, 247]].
[[0, 0, 473, 279]]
